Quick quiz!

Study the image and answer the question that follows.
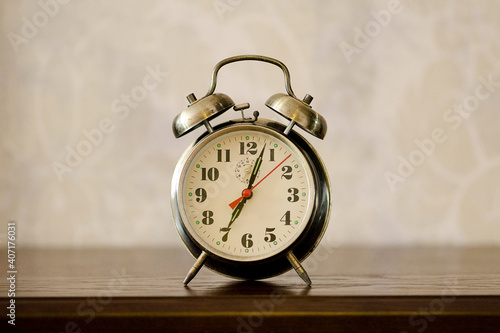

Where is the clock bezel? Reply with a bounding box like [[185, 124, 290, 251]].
[[171, 118, 331, 280]]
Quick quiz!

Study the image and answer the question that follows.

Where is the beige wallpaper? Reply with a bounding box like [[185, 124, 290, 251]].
[[1, 0, 499, 247]]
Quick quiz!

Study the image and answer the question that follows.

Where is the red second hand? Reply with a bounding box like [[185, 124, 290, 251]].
[[229, 153, 292, 209]]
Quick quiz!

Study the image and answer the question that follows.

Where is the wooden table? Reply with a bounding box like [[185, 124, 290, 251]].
[[1, 247, 500, 332]]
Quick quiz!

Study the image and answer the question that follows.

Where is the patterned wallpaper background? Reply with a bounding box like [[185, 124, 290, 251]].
[[1, 0, 499, 247]]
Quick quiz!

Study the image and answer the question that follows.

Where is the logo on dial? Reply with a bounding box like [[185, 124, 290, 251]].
[[235, 157, 260, 183]]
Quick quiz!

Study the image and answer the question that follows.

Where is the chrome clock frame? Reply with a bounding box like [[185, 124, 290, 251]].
[[171, 119, 331, 282]]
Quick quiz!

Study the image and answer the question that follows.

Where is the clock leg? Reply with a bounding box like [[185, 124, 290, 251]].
[[183, 251, 208, 285], [287, 251, 312, 286]]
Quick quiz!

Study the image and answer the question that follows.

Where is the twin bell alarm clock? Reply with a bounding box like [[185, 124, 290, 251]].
[[171, 55, 331, 285]]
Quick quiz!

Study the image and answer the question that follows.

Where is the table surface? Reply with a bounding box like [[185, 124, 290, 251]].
[[2, 246, 500, 332]]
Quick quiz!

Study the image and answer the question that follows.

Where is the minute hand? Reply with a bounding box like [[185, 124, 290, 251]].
[[247, 143, 266, 190]]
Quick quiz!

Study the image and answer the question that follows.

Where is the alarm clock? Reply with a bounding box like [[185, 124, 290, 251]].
[[171, 55, 331, 285]]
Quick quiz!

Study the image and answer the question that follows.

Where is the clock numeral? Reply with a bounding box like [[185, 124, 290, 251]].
[[202, 210, 214, 225], [269, 148, 275, 162], [264, 228, 276, 242], [281, 166, 293, 180], [216, 149, 231, 162], [201, 167, 219, 181], [195, 188, 207, 203], [241, 233, 253, 248], [280, 211, 291, 225], [240, 141, 258, 155], [287, 187, 299, 202]]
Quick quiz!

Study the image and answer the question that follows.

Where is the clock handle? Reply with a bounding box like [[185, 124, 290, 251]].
[[204, 55, 327, 140], [205, 55, 297, 99]]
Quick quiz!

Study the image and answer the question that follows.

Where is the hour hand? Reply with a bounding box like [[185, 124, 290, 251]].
[[220, 197, 247, 242]]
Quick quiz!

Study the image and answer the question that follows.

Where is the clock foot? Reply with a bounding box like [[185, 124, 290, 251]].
[[183, 251, 208, 285], [287, 251, 312, 286]]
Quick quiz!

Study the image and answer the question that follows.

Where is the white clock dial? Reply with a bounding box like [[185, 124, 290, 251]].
[[178, 125, 315, 262]]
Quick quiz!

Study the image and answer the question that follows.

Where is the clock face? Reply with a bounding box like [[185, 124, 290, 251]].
[[177, 124, 315, 262]]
